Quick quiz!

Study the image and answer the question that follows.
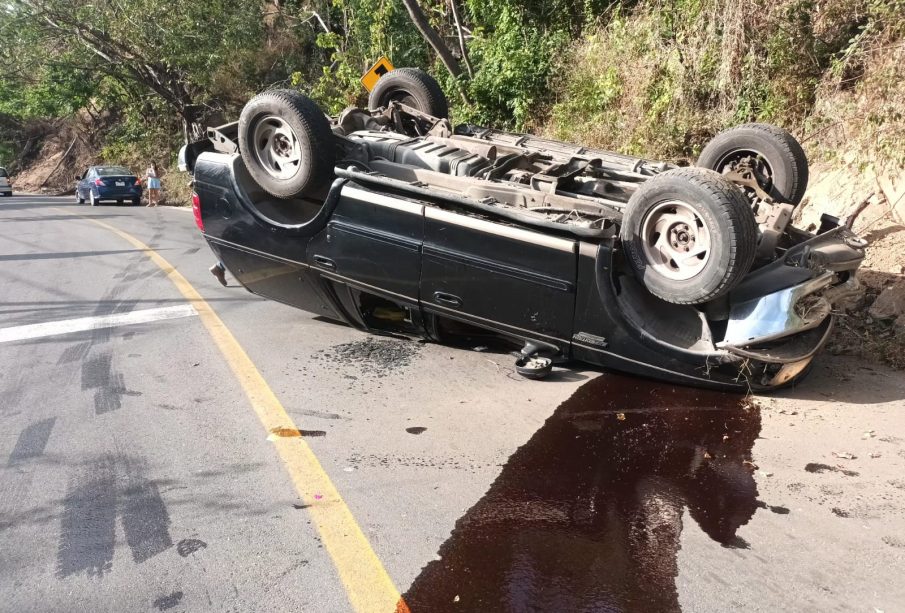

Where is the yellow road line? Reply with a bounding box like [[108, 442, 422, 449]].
[[58, 209, 409, 613]]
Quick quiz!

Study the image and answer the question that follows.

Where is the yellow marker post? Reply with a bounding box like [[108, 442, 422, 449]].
[[360, 57, 395, 92], [58, 209, 408, 613]]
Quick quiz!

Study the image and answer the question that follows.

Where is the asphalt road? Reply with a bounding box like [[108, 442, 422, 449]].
[[1, 194, 904, 613]]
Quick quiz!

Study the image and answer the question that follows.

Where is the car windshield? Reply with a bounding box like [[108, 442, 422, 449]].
[[0, 168, 8, 178], [96, 166, 133, 177]]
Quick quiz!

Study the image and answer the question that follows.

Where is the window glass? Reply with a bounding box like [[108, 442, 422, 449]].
[[96, 166, 133, 177]]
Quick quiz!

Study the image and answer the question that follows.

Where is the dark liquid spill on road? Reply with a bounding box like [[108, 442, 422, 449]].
[[402, 374, 763, 613]]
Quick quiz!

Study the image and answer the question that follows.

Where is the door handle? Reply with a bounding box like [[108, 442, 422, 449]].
[[312, 255, 336, 270], [433, 291, 462, 308]]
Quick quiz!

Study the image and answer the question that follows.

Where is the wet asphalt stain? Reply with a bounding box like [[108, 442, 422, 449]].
[[153, 591, 184, 610], [402, 374, 765, 612], [56, 341, 92, 365], [120, 459, 173, 563], [805, 463, 859, 477], [176, 539, 207, 557], [405, 427, 428, 435], [7, 417, 56, 465], [80, 353, 140, 414], [57, 456, 117, 578]]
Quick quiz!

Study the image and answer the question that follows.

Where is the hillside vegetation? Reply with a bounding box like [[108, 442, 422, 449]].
[[2, 1, 903, 175], [1, 0, 903, 360]]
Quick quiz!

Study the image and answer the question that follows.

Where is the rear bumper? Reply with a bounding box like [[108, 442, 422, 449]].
[[96, 186, 142, 200]]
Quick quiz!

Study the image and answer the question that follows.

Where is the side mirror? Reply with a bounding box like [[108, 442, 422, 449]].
[[75, 175, 81, 181]]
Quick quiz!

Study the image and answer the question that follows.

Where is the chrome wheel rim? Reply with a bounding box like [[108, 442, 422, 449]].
[[251, 115, 302, 180], [640, 200, 711, 281]]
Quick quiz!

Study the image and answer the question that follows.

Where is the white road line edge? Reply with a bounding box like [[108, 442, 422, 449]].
[[0, 304, 198, 344]]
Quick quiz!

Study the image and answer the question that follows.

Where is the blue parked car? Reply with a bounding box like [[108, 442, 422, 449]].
[[76, 165, 143, 206]]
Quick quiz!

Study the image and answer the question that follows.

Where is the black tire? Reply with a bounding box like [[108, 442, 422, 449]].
[[697, 123, 809, 205], [367, 68, 448, 119], [89, 191, 98, 206], [131, 197, 140, 206], [77, 191, 85, 204], [621, 168, 758, 305], [238, 89, 335, 199]]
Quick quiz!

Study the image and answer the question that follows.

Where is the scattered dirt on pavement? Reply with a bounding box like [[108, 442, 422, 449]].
[[312, 338, 423, 379]]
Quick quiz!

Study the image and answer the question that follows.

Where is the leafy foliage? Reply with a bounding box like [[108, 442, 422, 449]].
[[1, 0, 903, 176]]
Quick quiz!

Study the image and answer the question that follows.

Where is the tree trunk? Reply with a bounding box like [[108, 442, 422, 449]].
[[400, 0, 462, 79], [448, 0, 474, 79]]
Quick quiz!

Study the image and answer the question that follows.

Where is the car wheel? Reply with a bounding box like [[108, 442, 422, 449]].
[[367, 67, 449, 119], [132, 197, 140, 206], [89, 191, 98, 206], [77, 190, 85, 204], [620, 168, 758, 305], [238, 89, 335, 199], [697, 123, 809, 205]]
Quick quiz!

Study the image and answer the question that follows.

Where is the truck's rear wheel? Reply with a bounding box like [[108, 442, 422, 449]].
[[697, 123, 809, 205], [620, 168, 758, 305], [238, 90, 334, 199], [367, 68, 448, 119]]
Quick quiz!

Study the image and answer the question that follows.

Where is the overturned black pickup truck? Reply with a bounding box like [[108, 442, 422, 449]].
[[182, 67, 865, 390]]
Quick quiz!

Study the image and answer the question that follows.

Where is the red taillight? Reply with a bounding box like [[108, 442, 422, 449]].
[[94, 178, 105, 186], [192, 192, 204, 232]]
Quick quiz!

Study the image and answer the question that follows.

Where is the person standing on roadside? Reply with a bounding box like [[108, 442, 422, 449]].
[[145, 161, 161, 206]]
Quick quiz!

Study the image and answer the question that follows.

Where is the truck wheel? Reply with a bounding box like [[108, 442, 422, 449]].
[[367, 68, 449, 119], [238, 89, 335, 199], [697, 123, 809, 205], [620, 168, 758, 305]]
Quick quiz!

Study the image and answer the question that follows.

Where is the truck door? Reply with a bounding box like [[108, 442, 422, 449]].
[[307, 183, 424, 309], [420, 207, 578, 349]]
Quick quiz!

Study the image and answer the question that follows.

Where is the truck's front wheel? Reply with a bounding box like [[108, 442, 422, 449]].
[[238, 90, 334, 199]]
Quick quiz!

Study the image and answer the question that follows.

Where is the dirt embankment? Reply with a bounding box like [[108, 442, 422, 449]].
[[796, 163, 905, 368], [10, 113, 189, 205], [11, 114, 103, 196]]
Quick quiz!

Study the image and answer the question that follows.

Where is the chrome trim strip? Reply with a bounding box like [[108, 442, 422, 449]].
[[424, 301, 569, 346], [423, 245, 573, 292], [343, 186, 425, 215], [425, 207, 576, 252], [329, 220, 421, 253], [205, 235, 309, 269], [317, 270, 418, 305]]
